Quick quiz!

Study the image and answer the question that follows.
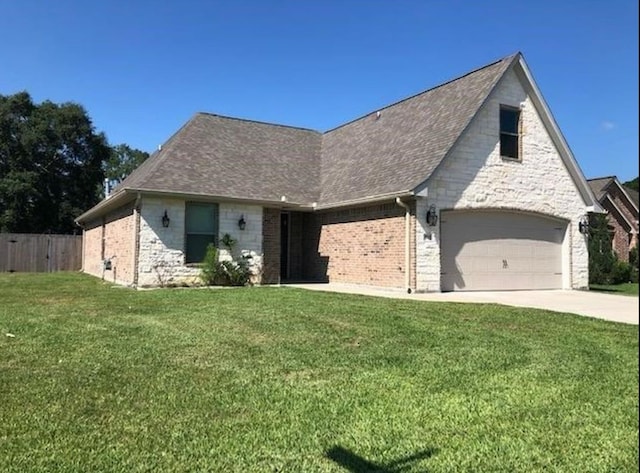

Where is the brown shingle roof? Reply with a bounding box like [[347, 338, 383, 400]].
[[319, 54, 516, 205], [587, 176, 616, 202], [83, 53, 521, 220], [117, 113, 322, 204]]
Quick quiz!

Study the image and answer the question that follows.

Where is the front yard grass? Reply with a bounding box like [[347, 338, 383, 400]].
[[1, 273, 638, 472], [590, 282, 639, 296]]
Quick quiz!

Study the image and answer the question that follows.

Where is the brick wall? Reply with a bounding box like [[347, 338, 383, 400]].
[[302, 202, 415, 289], [604, 186, 638, 261], [81, 203, 136, 285], [82, 219, 104, 279], [262, 208, 280, 284]]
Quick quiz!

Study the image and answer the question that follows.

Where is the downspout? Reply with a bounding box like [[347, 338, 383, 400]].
[[132, 193, 142, 288], [395, 197, 412, 294]]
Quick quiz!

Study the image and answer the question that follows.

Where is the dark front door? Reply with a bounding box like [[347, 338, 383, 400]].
[[280, 212, 289, 280]]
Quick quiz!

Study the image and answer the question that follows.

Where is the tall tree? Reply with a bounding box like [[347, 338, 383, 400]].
[[104, 143, 149, 192], [0, 92, 110, 234]]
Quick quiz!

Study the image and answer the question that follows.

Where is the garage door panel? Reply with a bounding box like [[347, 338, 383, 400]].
[[441, 211, 566, 291]]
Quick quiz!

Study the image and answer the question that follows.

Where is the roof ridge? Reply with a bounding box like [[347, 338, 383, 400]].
[[195, 111, 320, 133], [587, 175, 617, 181], [323, 52, 520, 134]]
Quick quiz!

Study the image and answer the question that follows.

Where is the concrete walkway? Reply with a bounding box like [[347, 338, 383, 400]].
[[286, 283, 639, 325]]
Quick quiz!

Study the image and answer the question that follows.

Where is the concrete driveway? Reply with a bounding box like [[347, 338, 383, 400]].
[[286, 283, 639, 325]]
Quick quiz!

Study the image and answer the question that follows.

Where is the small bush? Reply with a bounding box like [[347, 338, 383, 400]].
[[611, 260, 632, 285], [630, 247, 639, 283], [200, 244, 252, 287], [200, 244, 224, 286]]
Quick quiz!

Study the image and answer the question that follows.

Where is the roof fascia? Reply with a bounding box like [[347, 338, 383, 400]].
[[314, 190, 414, 211], [603, 194, 636, 232], [605, 178, 640, 214], [514, 56, 601, 211], [75, 190, 136, 225]]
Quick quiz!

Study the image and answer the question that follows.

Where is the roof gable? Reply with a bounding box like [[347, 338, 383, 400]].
[[588, 176, 639, 214]]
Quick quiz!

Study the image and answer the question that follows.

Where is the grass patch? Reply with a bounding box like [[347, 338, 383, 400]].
[[590, 282, 639, 296], [1, 273, 638, 472]]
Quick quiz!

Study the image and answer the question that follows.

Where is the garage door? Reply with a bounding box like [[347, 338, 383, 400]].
[[440, 211, 566, 291]]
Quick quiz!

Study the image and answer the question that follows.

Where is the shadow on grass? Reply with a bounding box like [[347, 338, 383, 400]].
[[326, 445, 437, 472]]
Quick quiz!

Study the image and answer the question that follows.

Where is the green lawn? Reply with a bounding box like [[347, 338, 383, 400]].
[[1, 273, 638, 473], [590, 282, 639, 296]]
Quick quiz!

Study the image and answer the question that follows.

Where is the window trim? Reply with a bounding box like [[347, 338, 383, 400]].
[[499, 105, 522, 161]]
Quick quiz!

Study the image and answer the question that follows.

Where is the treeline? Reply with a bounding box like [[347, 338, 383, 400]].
[[0, 92, 149, 234]]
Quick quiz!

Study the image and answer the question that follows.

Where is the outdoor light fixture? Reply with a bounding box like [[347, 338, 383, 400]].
[[161, 210, 170, 228], [578, 215, 589, 235], [426, 205, 438, 227], [238, 215, 246, 230]]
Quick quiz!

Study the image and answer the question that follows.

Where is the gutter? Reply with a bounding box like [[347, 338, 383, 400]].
[[395, 197, 412, 294], [132, 193, 142, 287]]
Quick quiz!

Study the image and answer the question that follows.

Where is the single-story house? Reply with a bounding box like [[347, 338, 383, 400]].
[[76, 52, 600, 292], [587, 176, 639, 262]]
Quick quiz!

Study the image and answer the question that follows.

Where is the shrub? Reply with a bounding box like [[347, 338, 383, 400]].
[[611, 260, 632, 285], [630, 247, 639, 283], [200, 244, 225, 286], [200, 243, 252, 287]]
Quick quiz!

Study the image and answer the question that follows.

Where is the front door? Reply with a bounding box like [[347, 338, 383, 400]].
[[280, 212, 289, 280]]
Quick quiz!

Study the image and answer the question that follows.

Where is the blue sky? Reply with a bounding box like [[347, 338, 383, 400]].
[[1, 0, 638, 182]]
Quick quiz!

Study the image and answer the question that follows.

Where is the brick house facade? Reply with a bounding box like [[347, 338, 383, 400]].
[[587, 177, 639, 262], [77, 53, 599, 291]]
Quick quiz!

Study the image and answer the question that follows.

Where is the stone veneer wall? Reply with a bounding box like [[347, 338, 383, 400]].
[[136, 197, 263, 287], [302, 202, 416, 289], [416, 68, 589, 292]]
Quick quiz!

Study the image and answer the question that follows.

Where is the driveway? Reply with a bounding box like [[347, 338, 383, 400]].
[[286, 283, 639, 325]]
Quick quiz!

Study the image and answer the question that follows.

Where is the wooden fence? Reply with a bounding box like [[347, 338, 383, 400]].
[[0, 233, 82, 273]]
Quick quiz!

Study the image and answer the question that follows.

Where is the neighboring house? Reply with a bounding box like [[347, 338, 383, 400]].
[[76, 52, 600, 292], [587, 176, 639, 262]]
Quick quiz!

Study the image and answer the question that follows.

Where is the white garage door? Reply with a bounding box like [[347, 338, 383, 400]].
[[440, 211, 566, 291]]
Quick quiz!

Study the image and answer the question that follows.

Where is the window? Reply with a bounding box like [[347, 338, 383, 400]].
[[500, 106, 520, 160], [185, 202, 218, 264]]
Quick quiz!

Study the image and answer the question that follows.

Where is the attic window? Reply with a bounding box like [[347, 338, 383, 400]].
[[500, 106, 521, 160]]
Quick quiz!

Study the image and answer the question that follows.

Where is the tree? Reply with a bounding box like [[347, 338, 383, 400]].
[[104, 143, 149, 191], [0, 92, 111, 234], [623, 177, 638, 192], [588, 213, 615, 284]]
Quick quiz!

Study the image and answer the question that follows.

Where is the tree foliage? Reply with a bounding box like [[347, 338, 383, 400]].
[[104, 143, 149, 190], [622, 177, 638, 192], [0, 92, 111, 234], [588, 213, 615, 284]]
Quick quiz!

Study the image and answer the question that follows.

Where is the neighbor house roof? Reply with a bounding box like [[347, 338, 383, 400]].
[[588, 176, 640, 213], [624, 187, 639, 207], [77, 52, 598, 224]]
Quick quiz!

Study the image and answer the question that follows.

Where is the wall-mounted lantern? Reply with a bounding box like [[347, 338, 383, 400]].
[[238, 215, 246, 230], [162, 210, 170, 228], [426, 205, 438, 227], [578, 215, 589, 235]]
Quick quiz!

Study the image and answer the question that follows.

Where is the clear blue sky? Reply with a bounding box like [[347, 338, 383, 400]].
[[1, 0, 638, 182]]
